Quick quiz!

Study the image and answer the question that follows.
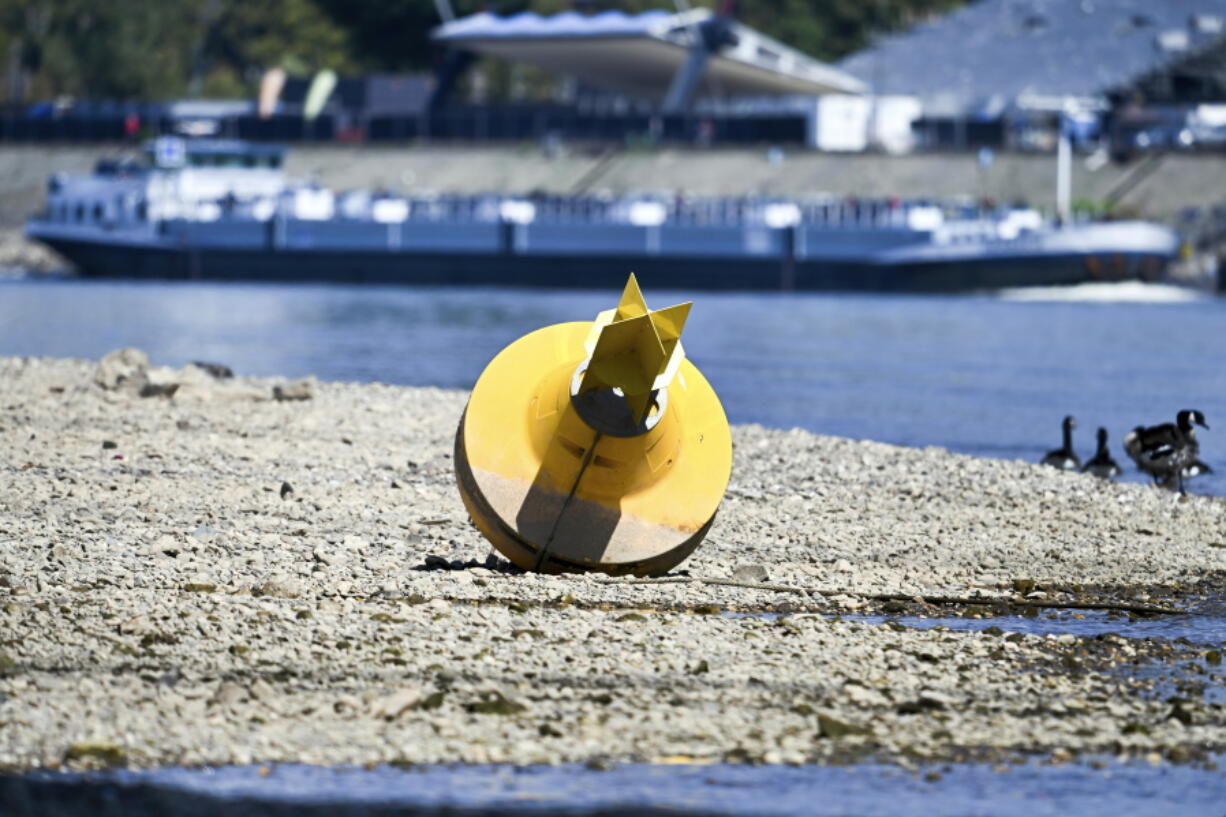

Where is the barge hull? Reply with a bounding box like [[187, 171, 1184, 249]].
[[40, 239, 1166, 293]]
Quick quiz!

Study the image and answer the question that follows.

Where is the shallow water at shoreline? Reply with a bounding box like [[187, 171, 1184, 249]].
[[728, 607, 1226, 645], [2, 278, 1223, 494], [727, 606, 1226, 699], [6, 757, 1226, 817]]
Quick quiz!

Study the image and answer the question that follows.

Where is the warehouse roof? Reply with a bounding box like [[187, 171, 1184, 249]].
[[838, 0, 1226, 112]]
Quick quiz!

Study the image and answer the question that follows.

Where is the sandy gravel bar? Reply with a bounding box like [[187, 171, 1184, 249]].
[[1, 354, 1224, 771]]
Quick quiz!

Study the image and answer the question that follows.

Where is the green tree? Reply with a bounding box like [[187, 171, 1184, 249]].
[[310, 0, 477, 74], [0, 0, 970, 101], [202, 0, 353, 96], [0, 0, 198, 99], [0, 0, 355, 101], [739, 0, 965, 61]]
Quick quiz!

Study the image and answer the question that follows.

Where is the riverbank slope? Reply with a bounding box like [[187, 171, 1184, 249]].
[[2, 144, 1222, 232]]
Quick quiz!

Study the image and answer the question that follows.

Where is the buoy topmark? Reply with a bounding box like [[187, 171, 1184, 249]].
[[455, 274, 732, 576]]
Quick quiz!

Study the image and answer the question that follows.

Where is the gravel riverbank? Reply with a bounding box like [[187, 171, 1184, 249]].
[[0, 230, 66, 274], [1, 353, 1223, 772]]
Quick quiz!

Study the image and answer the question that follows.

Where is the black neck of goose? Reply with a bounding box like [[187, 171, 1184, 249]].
[[1096, 434, 1107, 456], [1063, 423, 1073, 451]]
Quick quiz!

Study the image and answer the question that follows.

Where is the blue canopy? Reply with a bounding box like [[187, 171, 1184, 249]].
[[436, 10, 675, 41], [433, 9, 865, 101]]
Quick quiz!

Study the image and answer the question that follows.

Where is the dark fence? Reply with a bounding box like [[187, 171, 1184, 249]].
[[366, 108, 807, 144], [0, 115, 130, 141], [912, 118, 1008, 150], [0, 105, 807, 146], [234, 115, 336, 142], [0, 113, 339, 143]]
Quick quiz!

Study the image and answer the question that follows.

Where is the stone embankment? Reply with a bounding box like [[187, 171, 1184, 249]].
[[1, 144, 1224, 232], [0, 352, 1223, 771]]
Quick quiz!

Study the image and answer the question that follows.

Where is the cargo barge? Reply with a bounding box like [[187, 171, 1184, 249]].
[[25, 139, 1179, 292]]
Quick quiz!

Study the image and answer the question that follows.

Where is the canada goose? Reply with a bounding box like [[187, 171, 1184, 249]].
[[1041, 415, 1080, 471], [1183, 460, 1213, 478], [1124, 409, 1209, 493], [1081, 427, 1121, 479]]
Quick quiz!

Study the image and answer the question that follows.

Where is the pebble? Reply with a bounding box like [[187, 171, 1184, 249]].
[[371, 688, 423, 720], [273, 379, 314, 402], [312, 546, 339, 566], [731, 564, 769, 582], [93, 348, 148, 392]]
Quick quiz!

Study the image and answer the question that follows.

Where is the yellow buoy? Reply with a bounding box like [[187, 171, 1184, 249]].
[[455, 274, 732, 576]]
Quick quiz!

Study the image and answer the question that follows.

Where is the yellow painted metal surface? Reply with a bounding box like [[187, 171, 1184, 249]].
[[454, 276, 731, 576], [578, 275, 692, 423]]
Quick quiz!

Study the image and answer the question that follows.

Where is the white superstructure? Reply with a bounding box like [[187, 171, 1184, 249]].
[[42, 138, 290, 231]]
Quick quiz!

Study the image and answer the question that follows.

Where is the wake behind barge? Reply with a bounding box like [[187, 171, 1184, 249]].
[[26, 139, 1178, 292]]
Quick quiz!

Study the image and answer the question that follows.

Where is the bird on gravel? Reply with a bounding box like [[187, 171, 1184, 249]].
[[1123, 409, 1209, 493], [1041, 415, 1081, 471], [1081, 427, 1121, 479]]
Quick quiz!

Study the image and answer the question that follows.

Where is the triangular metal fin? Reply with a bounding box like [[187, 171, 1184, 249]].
[[577, 274, 690, 424], [650, 301, 692, 360], [614, 272, 649, 321], [579, 312, 665, 398]]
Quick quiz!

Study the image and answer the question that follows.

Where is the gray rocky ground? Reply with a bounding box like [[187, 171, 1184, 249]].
[[0, 229, 66, 274], [0, 353, 1223, 772]]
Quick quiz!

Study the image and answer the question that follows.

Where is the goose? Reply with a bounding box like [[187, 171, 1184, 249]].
[[1041, 415, 1081, 471], [1124, 409, 1209, 493], [1183, 460, 1213, 478], [1081, 427, 1121, 478], [1166, 455, 1214, 490]]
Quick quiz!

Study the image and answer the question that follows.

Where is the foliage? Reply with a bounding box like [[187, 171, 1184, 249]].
[[202, 0, 353, 95], [739, 0, 966, 61], [0, 0, 199, 99], [0, 0, 351, 100], [0, 0, 967, 101]]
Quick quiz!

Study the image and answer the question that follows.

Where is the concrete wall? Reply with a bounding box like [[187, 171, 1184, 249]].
[[2, 144, 1222, 230]]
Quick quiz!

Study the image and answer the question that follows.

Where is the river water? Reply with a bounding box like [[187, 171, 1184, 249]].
[[1, 277, 1223, 493], [5, 757, 1226, 817]]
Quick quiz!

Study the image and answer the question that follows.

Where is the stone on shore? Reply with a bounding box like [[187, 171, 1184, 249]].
[[273, 378, 314, 401], [94, 347, 149, 392]]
